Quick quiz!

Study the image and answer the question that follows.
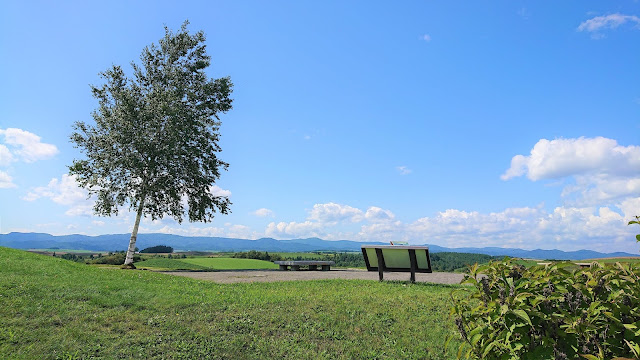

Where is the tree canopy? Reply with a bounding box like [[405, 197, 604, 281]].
[[69, 21, 233, 266]]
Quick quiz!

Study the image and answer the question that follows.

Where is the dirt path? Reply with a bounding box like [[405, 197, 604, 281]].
[[161, 269, 466, 284]]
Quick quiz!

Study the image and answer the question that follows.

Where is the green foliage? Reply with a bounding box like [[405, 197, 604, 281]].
[[59, 253, 83, 262], [87, 251, 141, 265], [232, 250, 282, 261], [450, 259, 640, 359], [431, 252, 500, 272], [629, 216, 640, 247], [69, 21, 233, 223], [140, 245, 174, 253]]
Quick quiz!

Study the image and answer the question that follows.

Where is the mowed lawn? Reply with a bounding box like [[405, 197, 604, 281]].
[[0, 247, 463, 359]]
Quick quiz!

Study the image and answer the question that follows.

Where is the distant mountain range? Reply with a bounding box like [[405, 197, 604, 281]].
[[1, 232, 638, 261]]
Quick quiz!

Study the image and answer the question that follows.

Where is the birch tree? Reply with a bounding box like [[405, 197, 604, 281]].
[[69, 22, 233, 268]]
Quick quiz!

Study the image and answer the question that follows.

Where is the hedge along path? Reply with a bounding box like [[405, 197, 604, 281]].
[[161, 269, 466, 284]]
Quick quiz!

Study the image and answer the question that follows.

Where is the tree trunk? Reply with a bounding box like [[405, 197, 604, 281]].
[[123, 199, 145, 268]]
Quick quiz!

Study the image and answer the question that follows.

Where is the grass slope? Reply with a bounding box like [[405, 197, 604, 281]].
[[0, 247, 462, 359], [134, 258, 211, 271], [180, 257, 279, 270]]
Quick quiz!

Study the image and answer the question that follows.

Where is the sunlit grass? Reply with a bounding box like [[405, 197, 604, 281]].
[[180, 257, 279, 270], [0, 247, 463, 359]]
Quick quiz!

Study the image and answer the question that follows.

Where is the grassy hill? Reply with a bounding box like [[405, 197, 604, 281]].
[[0, 247, 463, 359]]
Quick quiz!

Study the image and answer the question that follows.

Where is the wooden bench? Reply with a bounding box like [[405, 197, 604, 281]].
[[274, 260, 335, 271], [361, 245, 432, 282]]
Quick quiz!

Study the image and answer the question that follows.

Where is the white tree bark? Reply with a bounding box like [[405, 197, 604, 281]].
[[124, 199, 145, 266]]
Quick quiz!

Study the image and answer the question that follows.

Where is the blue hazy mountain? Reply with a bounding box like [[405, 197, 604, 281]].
[[1, 232, 638, 260]]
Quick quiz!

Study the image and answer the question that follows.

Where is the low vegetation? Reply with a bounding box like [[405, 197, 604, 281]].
[[450, 259, 640, 359], [0, 247, 462, 359]]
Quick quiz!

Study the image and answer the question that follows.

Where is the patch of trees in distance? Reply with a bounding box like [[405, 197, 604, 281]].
[[140, 245, 174, 253]]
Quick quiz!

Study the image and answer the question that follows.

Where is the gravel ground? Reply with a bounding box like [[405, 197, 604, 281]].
[[161, 268, 466, 284]]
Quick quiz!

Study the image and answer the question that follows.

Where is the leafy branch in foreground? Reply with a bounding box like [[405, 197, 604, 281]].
[[629, 216, 640, 248], [450, 259, 640, 359], [69, 21, 233, 267]]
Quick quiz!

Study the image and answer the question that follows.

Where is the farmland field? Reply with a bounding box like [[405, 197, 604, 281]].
[[0, 246, 463, 359], [180, 257, 279, 270]]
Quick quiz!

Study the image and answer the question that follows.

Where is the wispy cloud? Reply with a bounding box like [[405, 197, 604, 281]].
[[578, 13, 640, 38], [23, 174, 94, 216], [397, 166, 412, 175], [0, 171, 16, 189], [422, 34, 431, 42]]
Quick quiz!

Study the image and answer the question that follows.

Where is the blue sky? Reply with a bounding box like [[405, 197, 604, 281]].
[[1, 1, 639, 252]]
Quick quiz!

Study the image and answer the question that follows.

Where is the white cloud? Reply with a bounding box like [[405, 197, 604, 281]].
[[210, 185, 231, 198], [397, 166, 412, 175], [253, 208, 275, 217], [0, 171, 16, 189], [501, 137, 640, 206], [422, 34, 431, 42], [0, 128, 58, 163], [265, 221, 323, 238], [92, 220, 105, 226], [365, 206, 395, 222], [577, 13, 640, 34], [254, 200, 638, 252], [308, 202, 363, 224], [502, 137, 640, 181], [0, 145, 13, 167], [24, 174, 94, 216]]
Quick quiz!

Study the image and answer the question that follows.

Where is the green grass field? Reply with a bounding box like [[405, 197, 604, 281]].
[[0, 247, 462, 359], [134, 258, 211, 271], [180, 257, 280, 270]]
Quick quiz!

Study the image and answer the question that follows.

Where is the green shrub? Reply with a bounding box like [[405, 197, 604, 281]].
[[450, 259, 640, 359]]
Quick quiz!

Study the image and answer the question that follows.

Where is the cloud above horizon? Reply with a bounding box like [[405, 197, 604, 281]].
[[0, 128, 59, 188], [501, 137, 640, 206], [23, 174, 94, 216], [253, 208, 275, 217]]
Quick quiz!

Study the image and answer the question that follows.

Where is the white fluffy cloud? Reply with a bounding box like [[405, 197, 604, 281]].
[[365, 206, 395, 222], [0, 128, 58, 163], [502, 137, 640, 206], [253, 208, 275, 217], [502, 137, 640, 181], [210, 185, 232, 198], [256, 198, 638, 252], [23, 174, 94, 216], [0, 128, 59, 189], [265, 221, 323, 238], [0, 145, 13, 167], [577, 13, 640, 34], [308, 202, 364, 224], [0, 171, 16, 189]]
